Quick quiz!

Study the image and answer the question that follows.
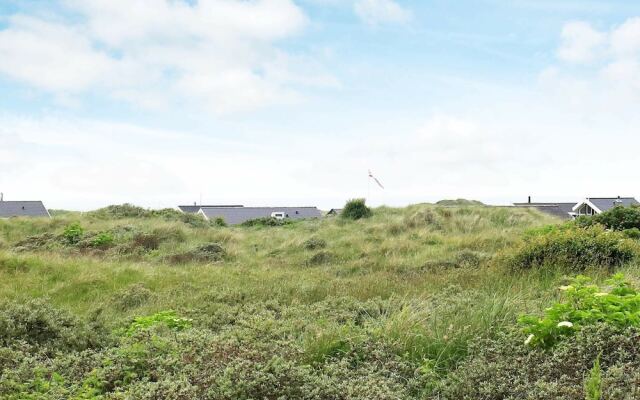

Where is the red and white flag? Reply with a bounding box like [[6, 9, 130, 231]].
[[368, 170, 384, 189]]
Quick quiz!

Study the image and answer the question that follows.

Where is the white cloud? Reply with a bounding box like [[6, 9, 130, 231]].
[[354, 0, 411, 26], [557, 21, 606, 63], [0, 0, 334, 113], [553, 17, 640, 100]]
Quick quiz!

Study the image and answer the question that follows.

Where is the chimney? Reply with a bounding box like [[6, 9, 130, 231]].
[[528, 196, 531, 204]]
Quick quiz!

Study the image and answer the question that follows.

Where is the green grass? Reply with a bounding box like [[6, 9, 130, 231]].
[[2, 203, 635, 398]]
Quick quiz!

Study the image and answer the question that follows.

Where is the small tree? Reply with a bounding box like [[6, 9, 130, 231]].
[[341, 199, 372, 220]]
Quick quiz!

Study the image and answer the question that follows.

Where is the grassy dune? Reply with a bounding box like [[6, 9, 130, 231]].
[[1, 204, 636, 398]]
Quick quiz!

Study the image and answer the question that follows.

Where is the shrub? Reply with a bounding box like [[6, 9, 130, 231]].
[[126, 311, 192, 335], [507, 225, 636, 271], [89, 232, 114, 249], [519, 274, 640, 348], [13, 232, 58, 252], [212, 217, 227, 227], [89, 203, 150, 219], [62, 223, 84, 245], [576, 204, 640, 231], [131, 232, 161, 251], [306, 251, 335, 266], [341, 199, 372, 220], [151, 226, 187, 243], [111, 284, 153, 311], [623, 228, 640, 239], [0, 299, 105, 352], [303, 237, 327, 250], [241, 217, 292, 227], [436, 324, 640, 400], [167, 243, 227, 264]]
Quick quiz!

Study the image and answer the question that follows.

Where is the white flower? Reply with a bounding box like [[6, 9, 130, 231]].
[[559, 285, 573, 291], [524, 334, 535, 345], [557, 321, 574, 328]]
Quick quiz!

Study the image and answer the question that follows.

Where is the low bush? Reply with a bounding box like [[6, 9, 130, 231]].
[[623, 227, 640, 239], [167, 243, 227, 264], [576, 204, 640, 231], [341, 199, 372, 220], [126, 310, 192, 335], [241, 217, 292, 227], [111, 284, 153, 311], [436, 324, 640, 399], [506, 225, 636, 271], [88, 203, 150, 219], [131, 232, 161, 251], [0, 299, 106, 353], [13, 232, 59, 252], [306, 251, 335, 266], [89, 232, 115, 249], [519, 274, 640, 348], [62, 223, 84, 245], [303, 237, 327, 250]]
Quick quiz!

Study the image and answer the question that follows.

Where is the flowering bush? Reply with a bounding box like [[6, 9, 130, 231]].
[[519, 274, 640, 348]]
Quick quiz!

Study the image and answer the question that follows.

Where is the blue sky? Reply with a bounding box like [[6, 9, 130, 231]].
[[2, 0, 640, 210]]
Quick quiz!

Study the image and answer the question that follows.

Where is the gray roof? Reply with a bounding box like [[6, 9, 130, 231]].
[[178, 205, 243, 214], [200, 206, 322, 225], [0, 201, 50, 218], [513, 202, 577, 220], [587, 197, 639, 213]]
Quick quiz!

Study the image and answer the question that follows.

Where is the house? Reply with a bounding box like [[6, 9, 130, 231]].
[[513, 196, 640, 219], [198, 206, 323, 225], [572, 197, 640, 216], [178, 204, 243, 214], [327, 208, 342, 216], [0, 196, 50, 218]]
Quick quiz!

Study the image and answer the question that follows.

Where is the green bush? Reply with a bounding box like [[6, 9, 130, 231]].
[[89, 232, 114, 249], [62, 223, 84, 245], [0, 299, 105, 352], [212, 217, 227, 227], [126, 311, 192, 335], [341, 199, 372, 220], [241, 217, 292, 227], [436, 324, 640, 399], [507, 225, 636, 271], [623, 227, 640, 239], [519, 274, 640, 348], [576, 204, 640, 231]]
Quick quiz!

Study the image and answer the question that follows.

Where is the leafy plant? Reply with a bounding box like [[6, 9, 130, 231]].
[[90, 232, 114, 248], [341, 198, 372, 220], [62, 223, 84, 245], [584, 355, 602, 400], [126, 311, 192, 335], [519, 274, 640, 348]]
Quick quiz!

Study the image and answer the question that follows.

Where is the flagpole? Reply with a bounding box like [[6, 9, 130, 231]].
[[367, 172, 370, 201]]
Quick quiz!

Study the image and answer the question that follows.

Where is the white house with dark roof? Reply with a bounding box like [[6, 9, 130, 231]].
[[514, 196, 639, 219], [572, 197, 639, 216], [0, 194, 50, 218]]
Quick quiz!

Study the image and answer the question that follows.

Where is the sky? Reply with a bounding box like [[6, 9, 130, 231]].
[[1, 0, 640, 210]]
